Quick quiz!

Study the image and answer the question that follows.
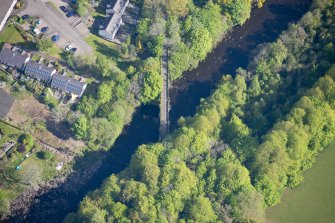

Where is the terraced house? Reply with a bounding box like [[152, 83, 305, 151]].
[[25, 61, 56, 83], [99, 0, 129, 41], [0, 43, 31, 70], [51, 74, 87, 97]]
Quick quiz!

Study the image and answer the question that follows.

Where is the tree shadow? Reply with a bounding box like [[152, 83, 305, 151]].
[[9, 105, 159, 223], [93, 40, 119, 59], [45, 119, 72, 141]]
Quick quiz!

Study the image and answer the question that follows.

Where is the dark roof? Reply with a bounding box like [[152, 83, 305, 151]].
[[52, 73, 86, 88], [0, 0, 16, 30], [26, 61, 56, 74], [0, 47, 30, 69], [0, 88, 14, 117]]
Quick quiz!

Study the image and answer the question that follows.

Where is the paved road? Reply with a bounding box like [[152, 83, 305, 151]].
[[18, 0, 92, 55]]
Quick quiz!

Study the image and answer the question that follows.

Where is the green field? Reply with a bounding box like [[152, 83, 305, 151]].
[[0, 26, 25, 44], [266, 141, 335, 223], [85, 34, 118, 58]]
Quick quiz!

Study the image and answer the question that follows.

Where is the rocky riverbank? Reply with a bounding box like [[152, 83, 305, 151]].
[[6, 151, 107, 222]]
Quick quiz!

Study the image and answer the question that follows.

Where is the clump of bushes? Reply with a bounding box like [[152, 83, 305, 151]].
[[37, 150, 54, 160]]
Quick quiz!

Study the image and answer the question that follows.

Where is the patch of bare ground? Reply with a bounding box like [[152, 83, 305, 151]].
[[7, 93, 85, 157]]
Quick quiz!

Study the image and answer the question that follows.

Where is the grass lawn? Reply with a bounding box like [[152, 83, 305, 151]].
[[44, 88, 59, 108], [0, 26, 25, 44], [0, 121, 21, 146], [266, 141, 335, 223], [18, 152, 58, 182], [85, 34, 119, 58], [41, 44, 63, 59]]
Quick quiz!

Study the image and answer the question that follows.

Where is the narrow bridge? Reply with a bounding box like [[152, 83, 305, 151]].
[[159, 46, 170, 139]]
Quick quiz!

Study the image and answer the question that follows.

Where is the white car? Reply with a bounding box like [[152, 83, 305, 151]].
[[32, 28, 41, 35], [35, 19, 42, 26], [65, 45, 72, 51]]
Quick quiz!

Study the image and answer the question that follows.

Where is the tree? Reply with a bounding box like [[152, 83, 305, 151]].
[[185, 196, 217, 222], [72, 116, 89, 139], [188, 26, 212, 60], [88, 118, 117, 150], [95, 56, 120, 78], [231, 188, 265, 223], [37, 150, 54, 160], [141, 71, 162, 104], [97, 82, 113, 105], [75, 0, 89, 17], [165, 0, 190, 17], [19, 134, 34, 150], [222, 0, 252, 25], [36, 38, 53, 51]]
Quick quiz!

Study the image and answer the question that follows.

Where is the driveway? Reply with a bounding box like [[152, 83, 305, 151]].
[[18, 0, 92, 55]]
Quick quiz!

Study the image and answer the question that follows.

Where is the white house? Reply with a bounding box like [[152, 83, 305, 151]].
[[98, 0, 129, 41]]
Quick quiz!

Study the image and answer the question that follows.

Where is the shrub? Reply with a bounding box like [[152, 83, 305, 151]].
[[37, 151, 54, 160]]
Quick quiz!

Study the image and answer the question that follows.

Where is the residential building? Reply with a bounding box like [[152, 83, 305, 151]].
[[98, 0, 129, 41], [0, 43, 30, 70], [0, 0, 18, 32], [0, 141, 16, 158], [51, 74, 87, 97], [25, 61, 56, 83]]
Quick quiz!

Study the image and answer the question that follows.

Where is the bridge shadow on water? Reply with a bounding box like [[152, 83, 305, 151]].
[[9, 105, 159, 223]]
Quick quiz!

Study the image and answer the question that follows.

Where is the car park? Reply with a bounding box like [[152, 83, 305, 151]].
[[52, 34, 60, 42], [41, 27, 49, 33], [60, 6, 69, 13], [22, 14, 29, 20], [66, 11, 75, 17]]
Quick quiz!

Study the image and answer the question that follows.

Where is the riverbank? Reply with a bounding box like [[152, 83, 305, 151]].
[[7, 0, 312, 221], [266, 141, 335, 223], [7, 105, 159, 222], [169, 0, 311, 130]]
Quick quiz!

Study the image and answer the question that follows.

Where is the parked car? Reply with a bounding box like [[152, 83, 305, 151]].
[[52, 34, 60, 42], [71, 47, 77, 53], [22, 14, 29, 20], [66, 11, 75, 17], [35, 19, 42, 26], [60, 6, 69, 13], [32, 28, 41, 35], [65, 45, 72, 51], [41, 26, 49, 33]]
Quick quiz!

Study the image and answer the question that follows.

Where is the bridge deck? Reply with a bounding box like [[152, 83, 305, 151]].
[[159, 47, 169, 139]]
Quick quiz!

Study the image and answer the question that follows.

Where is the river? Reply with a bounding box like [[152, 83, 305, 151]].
[[8, 0, 311, 222]]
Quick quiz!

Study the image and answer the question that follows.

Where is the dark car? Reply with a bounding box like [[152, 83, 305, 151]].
[[41, 27, 49, 33], [22, 14, 29, 20], [51, 35, 60, 42], [66, 11, 75, 17], [71, 48, 77, 53], [72, 0, 77, 4], [60, 6, 68, 13]]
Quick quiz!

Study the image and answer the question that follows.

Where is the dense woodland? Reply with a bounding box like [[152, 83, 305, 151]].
[[64, 0, 335, 222], [69, 0, 263, 150]]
